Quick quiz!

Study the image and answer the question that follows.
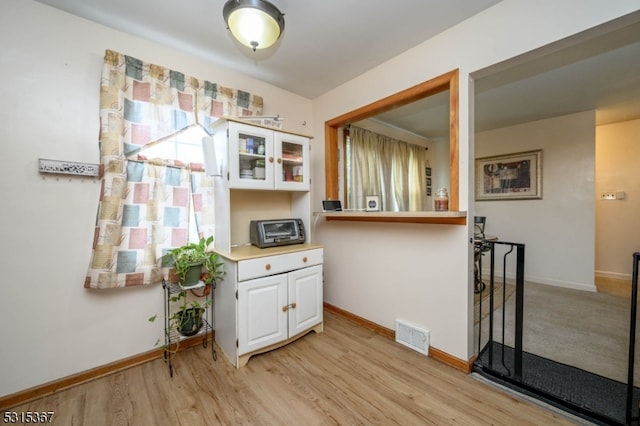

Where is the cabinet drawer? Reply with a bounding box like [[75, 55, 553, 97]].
[[238, 248, 323, 281]]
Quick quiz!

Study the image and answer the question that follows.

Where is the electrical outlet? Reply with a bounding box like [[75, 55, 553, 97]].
[[601, 192, 616, 200]]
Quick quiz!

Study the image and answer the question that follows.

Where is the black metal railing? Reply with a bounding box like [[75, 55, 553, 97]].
[[474, 245, 640, 425], [475, 240, 525, 377], [626, 252, 640, 425]]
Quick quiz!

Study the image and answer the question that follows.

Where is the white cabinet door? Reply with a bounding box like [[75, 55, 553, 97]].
[[288, 265, 323, 337], [228, 121, 274, 189], [274, 132, 310, 191], [226, 121, 310, 191], [237, 274, 288, 355]]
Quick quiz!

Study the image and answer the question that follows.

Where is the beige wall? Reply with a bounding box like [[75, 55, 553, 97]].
[[475, 111, 596, 291], [311, 2, 639, 362], [596, 118, 640, 279]]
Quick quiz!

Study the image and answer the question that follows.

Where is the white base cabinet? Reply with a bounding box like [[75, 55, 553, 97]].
[[214, 246, 323, 368], [238, 264, 323, 355]]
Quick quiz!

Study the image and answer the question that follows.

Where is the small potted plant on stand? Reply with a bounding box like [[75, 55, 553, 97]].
[[150, 236, 225, 338], [166, 235, 221, 289], [170, 291, 209, 336]]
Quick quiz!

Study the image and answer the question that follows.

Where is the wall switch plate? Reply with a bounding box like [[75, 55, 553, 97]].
[[616, 191, 626, 200]]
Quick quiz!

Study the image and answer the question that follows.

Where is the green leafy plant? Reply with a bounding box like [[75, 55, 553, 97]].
[[163, 236, 225, 286], [148, 290, 211, 344], [148, 236, 225, 344], [170, 290, 210, 336]]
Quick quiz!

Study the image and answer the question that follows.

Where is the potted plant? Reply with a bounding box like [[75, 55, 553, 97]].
[[164, 236, 224, 287], [148, 290, 210, 338], [169, 290, 209, 336], [149, 236, 225, 339]]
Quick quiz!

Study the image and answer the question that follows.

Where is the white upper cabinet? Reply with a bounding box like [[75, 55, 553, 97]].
[[209, 119, 310, 191], [273, 131, 310, 191]]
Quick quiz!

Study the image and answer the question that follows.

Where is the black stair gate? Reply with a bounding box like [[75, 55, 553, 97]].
[[473, 243, 640, 425]]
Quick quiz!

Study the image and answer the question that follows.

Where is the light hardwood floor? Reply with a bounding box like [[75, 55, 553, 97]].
[[6, 311, 577, 425]]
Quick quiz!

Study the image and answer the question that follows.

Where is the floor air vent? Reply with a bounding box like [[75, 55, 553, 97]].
[[395, 319, 430, 355]]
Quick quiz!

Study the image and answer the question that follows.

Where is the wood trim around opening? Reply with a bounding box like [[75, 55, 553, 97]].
[[324, 69, 460, 213]]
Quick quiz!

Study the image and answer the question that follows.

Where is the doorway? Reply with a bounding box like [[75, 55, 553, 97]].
[[471, 10, 640, 425]]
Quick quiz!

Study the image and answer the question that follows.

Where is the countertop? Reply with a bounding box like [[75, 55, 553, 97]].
[[214, 243, 324, 262]]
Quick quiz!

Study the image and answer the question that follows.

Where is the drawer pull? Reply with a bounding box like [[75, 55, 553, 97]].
[[302, 256, 308, 263], [282, 302, 297, 312], [265, 263, 271, 271]]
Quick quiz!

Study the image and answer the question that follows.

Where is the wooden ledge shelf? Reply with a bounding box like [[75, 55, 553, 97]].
[[314, 211, 467, 225]]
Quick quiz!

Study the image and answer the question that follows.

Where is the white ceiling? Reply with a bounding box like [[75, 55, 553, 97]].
[[33, 0, 502, 99], [474, 16, 640, 133], [34, 0, 640, 139], [370, 13, 640, 141]]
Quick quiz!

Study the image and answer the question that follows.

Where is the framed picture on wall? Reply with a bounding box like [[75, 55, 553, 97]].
[[475, 150, 542, 201]]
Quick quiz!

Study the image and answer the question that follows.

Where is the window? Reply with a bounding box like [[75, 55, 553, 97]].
[[139, 125, 208, 165], [138, 125, 209, 244]]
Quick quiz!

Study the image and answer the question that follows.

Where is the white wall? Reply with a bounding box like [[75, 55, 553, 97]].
[[596, 118, 640, 279], [0, 0, 311, 398], [475, 111, 597, 291], [311, 1, 639, 363]]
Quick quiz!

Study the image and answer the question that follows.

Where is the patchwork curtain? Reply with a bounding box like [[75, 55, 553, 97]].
[[85, 50, 263, 289], [348, 126, 425, 212]]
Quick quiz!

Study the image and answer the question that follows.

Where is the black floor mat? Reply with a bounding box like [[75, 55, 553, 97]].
[[474, 341, 640, 425]]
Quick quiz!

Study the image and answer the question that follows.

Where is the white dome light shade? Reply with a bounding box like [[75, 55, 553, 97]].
[[223, 0, 285, 51]]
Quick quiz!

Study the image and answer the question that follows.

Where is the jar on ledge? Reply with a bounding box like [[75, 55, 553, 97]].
[[434, 188, 449, 211]]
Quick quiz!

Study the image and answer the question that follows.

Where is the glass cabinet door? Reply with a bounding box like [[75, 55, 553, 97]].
[[228, 122, 274, 189], [274, 132, 310, 191]]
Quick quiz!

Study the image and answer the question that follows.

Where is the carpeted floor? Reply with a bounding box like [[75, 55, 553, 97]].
[[474, 280, 640, 424], [475, 341, 640, 425], [473, 279, 515, 324]]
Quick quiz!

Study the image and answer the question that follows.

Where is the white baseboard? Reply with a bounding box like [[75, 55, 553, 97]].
[[481, 270, 597, 292], [526, 275, 597, 292]]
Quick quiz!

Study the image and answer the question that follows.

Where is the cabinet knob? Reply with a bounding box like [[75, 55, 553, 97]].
[[302, 256, 308, 263], [277, 158, 282, 164], [268, 157, 274, 163], [265, 263, 271, 270], [282, 302, 297, 312]]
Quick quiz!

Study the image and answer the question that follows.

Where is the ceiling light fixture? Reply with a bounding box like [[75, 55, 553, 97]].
[[223, 0, 285, 52]]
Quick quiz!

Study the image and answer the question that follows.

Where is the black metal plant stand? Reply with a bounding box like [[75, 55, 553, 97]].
[[162, 279, 216, 377]]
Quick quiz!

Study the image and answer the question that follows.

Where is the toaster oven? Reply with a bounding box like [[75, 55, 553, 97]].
[[249, 218, 306, 248]]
